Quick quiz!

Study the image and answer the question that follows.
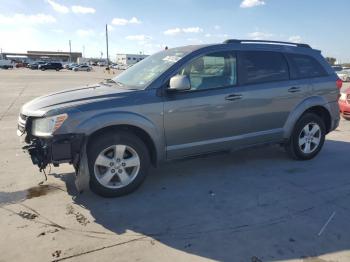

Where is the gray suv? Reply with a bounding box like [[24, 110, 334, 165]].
[[18, 39, 340, 197]]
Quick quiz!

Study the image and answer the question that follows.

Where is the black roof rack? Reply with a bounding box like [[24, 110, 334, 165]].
[[223, 39, 311, 48]]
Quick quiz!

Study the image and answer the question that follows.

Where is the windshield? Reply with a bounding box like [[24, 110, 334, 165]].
[[113, 49, 189, 89]]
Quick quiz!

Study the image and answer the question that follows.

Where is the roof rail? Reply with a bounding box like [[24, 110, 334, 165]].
[[223, 39, 311, 48]]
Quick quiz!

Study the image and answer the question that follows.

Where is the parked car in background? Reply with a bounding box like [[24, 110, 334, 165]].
[[29, 61, 46, 69], [339, 87, 350, 120], [336, 70, 350, 82], [117, 64, 131, 70], [65, 63, 78, 70], [15, 62, 28, 68], [18, 39, 341, 197], [0, 58, 14, 69], [39, 62, 63, 71], [332, 65, 343, 72], [97, 61, 107, 67], [72, 64, 92, 71]]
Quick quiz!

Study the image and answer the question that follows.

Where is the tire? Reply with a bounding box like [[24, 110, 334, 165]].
[[87, 131, 150, 197], [285, 113, 326, 160]]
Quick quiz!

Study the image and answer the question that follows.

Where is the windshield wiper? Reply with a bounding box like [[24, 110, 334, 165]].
[[100, 79, 124, 87]]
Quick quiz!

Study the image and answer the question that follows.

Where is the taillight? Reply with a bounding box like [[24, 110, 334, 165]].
[[336, 79, 342, 89]]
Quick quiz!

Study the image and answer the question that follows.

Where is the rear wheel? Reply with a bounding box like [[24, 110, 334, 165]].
[[88, 131, 150, 197], [285, 113, 326, 160]]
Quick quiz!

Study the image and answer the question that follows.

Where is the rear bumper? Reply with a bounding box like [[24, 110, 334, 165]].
[[339, 100, 350, 117]]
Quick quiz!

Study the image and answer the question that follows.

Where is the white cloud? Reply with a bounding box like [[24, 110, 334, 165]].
[[240, 0, 265, 8], [214, 25, 221, 30], [164, 27, 203, 35], [164, 28, 182, 35], [0, 13, 56, 25], [71, 5, 96, 14], [126, 35, 152, 41], [107, 24, 114, 31], [182, 27, 203, 33], [0, 27, 41, 53], [248, 31, 273, 40], [46, 0, 69, 14], [52, 29, 64, 33], [187, 38, 204, 44], [111, 17, 141, 26], [205, 33, 229, 38], [129, 17, 141, 24], [77, 29, 95, 37], [288, 35, 302, 43]]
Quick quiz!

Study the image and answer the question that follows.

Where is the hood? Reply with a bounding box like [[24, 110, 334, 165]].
[[21, 83, 135, 116]]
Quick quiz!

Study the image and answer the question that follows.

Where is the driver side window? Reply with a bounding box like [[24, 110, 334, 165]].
[[178, 51, 237, 91]]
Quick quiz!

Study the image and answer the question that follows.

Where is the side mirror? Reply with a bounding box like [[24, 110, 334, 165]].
[[169, 75, 191, 91]]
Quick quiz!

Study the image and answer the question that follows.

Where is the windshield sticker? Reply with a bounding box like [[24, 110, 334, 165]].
[[162, 56, 181, 63]]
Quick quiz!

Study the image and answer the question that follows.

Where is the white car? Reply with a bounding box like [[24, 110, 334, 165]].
[[72, 65, 92, 72], [0, 57, 14, 69], [337, 70, 350, 82]]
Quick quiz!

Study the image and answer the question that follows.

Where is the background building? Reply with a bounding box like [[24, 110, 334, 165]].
[[1, 50, 82, 63], [116, 53, 148, 66]]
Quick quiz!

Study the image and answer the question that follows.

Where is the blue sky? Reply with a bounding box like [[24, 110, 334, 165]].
[[0, 0, 349, 62]]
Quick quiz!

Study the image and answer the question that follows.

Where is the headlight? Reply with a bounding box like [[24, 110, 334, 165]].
[[32, 113, 68, 137]]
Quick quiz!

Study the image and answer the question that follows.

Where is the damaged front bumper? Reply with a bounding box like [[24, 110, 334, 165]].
[[18, 114, 90, 192], [23, 134, 85, 171]]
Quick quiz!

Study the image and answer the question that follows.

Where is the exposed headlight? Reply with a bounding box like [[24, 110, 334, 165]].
[[32, 113, 68, 137]]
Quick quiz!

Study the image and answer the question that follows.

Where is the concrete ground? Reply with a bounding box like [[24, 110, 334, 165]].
[[0, 67, 349, 262]]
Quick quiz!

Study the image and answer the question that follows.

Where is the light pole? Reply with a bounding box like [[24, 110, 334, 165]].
[[69, 40, 72, 63], [105, 24, 109, 67]]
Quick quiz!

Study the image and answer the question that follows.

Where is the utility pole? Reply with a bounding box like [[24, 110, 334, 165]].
[[69, 40, 72, 63], [105, 24, 109, 67], [82, 45, 85, 58]]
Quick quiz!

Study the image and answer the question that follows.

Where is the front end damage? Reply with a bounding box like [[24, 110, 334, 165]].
[[18, 114, 90, 192]]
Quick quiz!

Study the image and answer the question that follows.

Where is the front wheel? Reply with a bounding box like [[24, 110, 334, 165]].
[[87, 131, 150, 197], [285, 113, 326, 160]]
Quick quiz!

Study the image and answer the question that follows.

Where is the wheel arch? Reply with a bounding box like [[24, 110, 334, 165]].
[[86, 124, 159, 167], [283, 96, 333, 139]]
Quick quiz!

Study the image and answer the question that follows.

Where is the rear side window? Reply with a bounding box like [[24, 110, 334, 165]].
[[239, 51, 289, 85], [286, 54, 327, 79]]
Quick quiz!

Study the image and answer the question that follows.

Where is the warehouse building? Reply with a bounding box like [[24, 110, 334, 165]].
[[1, 50, 82, 63], [116, 53, 148, 66]]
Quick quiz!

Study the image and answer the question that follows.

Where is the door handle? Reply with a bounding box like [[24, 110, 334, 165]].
[[288, 87, 301, 93], [225, 94, 243, 101]]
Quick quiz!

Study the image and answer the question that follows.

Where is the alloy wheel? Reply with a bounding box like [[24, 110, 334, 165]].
[[298, 122, 321, 154], [94, 144, 140, 189]]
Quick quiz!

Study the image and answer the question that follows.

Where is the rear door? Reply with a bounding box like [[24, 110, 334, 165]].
[[233, 51, 310, 139]]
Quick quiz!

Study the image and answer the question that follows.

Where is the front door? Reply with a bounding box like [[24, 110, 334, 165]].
[[164, 51, 241, 159]]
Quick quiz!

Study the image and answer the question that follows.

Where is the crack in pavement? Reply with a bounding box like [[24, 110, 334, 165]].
[[51, 236, 148, 262], [0, 84, 27, 121]]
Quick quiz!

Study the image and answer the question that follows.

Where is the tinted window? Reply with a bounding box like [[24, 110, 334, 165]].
[[287, 54, 327, 79], [239, 51, 289, 85], [178, 51, 237, 91]]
